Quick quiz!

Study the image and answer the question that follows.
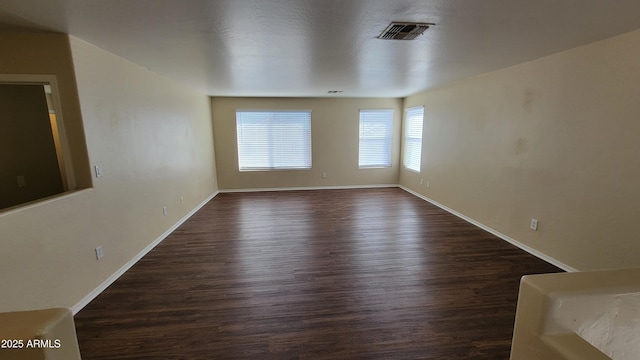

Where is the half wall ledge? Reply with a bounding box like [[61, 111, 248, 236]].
[[511, 267, 640, 360]]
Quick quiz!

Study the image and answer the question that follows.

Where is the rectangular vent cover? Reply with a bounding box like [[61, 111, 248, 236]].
[[378, 22, 434, 40]]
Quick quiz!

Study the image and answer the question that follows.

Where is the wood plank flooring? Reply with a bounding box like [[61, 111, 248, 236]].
[[74, 188, 561, 359]]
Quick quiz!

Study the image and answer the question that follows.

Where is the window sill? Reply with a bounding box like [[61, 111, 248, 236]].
[[0, 188, 92, 217]]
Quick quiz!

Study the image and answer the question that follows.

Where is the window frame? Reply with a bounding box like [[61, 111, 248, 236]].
[[235, 110, 312, 171], [358, 109, 394, 169], [403, 106, 424, 173]]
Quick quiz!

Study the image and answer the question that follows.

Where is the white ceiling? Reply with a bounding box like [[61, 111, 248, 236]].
[[1, 0, 639, 98]]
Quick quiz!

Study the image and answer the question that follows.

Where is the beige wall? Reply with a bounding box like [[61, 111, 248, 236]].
[[400, 30, 640, 271], [0, 34, 217, 312], [212, 97, 402, 190]]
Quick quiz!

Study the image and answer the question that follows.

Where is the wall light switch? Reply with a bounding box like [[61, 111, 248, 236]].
[[94, 164, 103, 178], [95, 246, 104, 260], [162, 206, 168, 216]]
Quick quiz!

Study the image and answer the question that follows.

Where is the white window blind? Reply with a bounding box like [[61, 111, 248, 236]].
[[359, 109, 393, 168], [403, 106, 424, 172], [236, 111, 312, 171]]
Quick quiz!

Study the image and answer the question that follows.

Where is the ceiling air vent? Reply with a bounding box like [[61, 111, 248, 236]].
[[378, 22, 434, 40]]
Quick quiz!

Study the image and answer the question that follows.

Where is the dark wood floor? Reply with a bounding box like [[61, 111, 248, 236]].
[[74, 188, 561, 359]]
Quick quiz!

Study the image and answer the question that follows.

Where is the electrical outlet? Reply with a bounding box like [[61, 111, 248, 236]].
[[95, 246, 104, 260], [180, 196, 184, 204], [162, 206, 168, 216], [530, 218, 538, 231], [322, 172, 327, 179], [427, 181, 430, 188], [420, 178, 424, 185], [17, 175, 26, 187]]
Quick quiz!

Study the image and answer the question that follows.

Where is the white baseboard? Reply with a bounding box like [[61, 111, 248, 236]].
[[72, 185, 574, 315], [71, 191, 219, 314], [399, 186, 577, 273], [219, 184, 399, 193]]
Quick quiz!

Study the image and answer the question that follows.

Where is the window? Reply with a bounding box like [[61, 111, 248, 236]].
[[403, 106, 424, 172], [359, 109, 393, 168], [236, 110, 311, 171]]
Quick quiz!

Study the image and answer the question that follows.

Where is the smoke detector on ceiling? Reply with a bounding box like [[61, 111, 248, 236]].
[[378, 22, 435, 40]]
